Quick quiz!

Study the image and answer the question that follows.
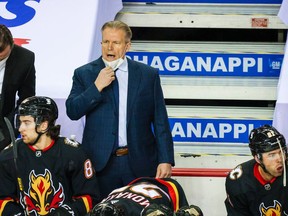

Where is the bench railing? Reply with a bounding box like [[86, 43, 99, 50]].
[[172, 168, 231, 177]]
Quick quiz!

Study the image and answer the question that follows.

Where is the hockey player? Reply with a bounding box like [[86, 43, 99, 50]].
[[88, 177, 203, 216], [225, 125, 288, 215], [0, 96, 100, 216]]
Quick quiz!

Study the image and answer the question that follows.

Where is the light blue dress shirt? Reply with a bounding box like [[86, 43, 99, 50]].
[[116, 57, 128, 147]]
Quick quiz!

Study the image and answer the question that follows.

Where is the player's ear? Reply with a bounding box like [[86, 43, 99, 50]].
[[37, 120, 49, 133], [254, 154, 261, 164]]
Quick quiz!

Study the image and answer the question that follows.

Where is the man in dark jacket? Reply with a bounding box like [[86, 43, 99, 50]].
[[66, 20, 174, 199], [0, 24, 36, 151]]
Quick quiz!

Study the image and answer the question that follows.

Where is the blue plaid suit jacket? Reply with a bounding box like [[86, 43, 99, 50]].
[[66, 57, 174, 177]]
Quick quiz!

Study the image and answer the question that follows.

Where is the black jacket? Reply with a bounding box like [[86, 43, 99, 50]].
[[0, 45, 36, 151]]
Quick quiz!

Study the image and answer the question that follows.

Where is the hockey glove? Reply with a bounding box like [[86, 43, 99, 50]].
[[141, 203, 174, 216], [175, 205, 203, 216]]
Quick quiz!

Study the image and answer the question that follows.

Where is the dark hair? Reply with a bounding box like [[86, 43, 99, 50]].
[[47, 125, 61, 140], [0, 24, 14, 52]]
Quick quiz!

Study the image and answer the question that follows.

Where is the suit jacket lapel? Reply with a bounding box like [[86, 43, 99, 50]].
[[127, 59, 142, 125]]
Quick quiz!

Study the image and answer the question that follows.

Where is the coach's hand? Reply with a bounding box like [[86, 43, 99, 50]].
[[156, 163, 172, 178]]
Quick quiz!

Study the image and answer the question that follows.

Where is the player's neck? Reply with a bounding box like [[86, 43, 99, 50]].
[[32, 134, 53, 150], [258, 164, 274, 182]]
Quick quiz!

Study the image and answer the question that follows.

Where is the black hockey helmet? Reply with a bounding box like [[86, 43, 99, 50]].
[[18, 96, 58, 126], [249, 125, 286, 156]]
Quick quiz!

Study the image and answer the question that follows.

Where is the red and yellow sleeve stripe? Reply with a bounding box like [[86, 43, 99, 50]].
[[74, 195, 93, 213], [0, 198, 14, 215], [156, 179, 180, 211]]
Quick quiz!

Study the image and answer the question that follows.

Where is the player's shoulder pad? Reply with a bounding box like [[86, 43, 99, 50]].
[[64, 137, 80, 148]]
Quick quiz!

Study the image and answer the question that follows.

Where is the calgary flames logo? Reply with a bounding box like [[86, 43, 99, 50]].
[[22, 169, 65, 215], [259, 200, 288, 216]]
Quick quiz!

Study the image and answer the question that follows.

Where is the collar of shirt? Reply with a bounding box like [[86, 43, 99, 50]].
[[117, 57, 128, 73], [0, 56, 8, 93], [0, 56, 8, 70]]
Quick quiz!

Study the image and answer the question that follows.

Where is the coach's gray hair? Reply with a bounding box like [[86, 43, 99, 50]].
[[101, 20, 132, 43]]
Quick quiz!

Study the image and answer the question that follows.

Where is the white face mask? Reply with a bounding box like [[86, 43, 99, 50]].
[[102, 57, 124, 71]]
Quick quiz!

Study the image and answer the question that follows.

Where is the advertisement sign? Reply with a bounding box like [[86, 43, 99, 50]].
[[170, 118, 272, 144], [127, 51, 283, 77]]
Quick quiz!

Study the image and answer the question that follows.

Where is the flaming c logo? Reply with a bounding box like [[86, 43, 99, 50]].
[[22, 169, 65, 215], [259, 200, 288, 216]]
